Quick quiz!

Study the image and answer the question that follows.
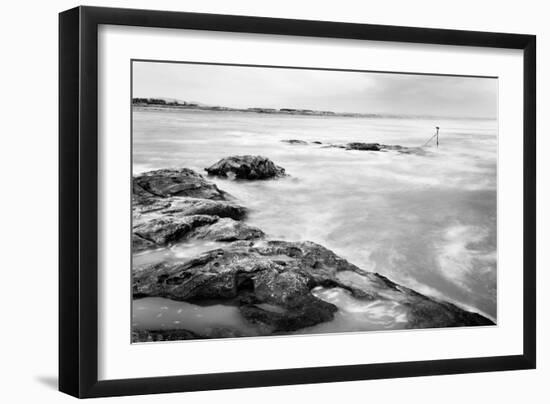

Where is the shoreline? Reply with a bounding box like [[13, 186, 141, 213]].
[[132, 103, 496, 121]]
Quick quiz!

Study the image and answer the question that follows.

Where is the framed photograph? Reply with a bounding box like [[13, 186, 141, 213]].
[[59, 6, 536, 398]]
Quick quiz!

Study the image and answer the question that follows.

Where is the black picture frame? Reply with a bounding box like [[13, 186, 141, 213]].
[[59, 5, 536, 398]]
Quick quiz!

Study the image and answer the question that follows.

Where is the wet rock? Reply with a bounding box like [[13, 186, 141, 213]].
[[132, 168, 256, 251], [205, 155, 286, 180], [381, 144, 427, 156], [134, 168, 228, 200], [240, 295, 337, 332], [191, 218, 264, 242], [281, 139, 308, 145], [323, 142, 427, 155], [133, 240, 494, 332], [134, 215, 218, 245], [134, 197, 247, 220], [346, 142, 382, 151], [402, 292, 494, 329], [133, 215, 262, 248], [132, 167, 492, 336], [132, 329, 202, 342], [132, 327, 257, 342], [321, 144, 346, 149], [132, 234, 156, 253]]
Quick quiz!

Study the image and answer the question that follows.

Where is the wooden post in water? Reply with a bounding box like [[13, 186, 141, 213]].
[[435, 126, 440, 147]]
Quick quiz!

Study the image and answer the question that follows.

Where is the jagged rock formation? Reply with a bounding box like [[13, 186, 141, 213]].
[[205, 155, 286, 180]]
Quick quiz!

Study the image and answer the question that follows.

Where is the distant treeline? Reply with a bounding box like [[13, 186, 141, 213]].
[[132, 98, 476, 120], [132, 98, 198, 106]]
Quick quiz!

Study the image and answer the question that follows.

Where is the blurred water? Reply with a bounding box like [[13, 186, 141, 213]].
[[133, 108, 497, 320]]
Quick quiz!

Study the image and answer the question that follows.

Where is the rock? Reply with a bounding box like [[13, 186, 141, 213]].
[[205, 156, 286, 180], [381, 144, 427, 156], [132, 329, 202, 342], [311, 141, 323, 145], [133, 215, 218, 245], [132, 234, 156, 252], [134, 197, 247, 220], [133, 215, 263, 247], [131, 167, 492, 337], [190, 218, 264, 242], [323, 142, 427, 155], [346, 142, 382, 151], [132, 168, 255, 251], [240, 295, 336, 332], [133, 240, 494, 333], [132, 327, 257, 342], [321, 144, 346, 149], [281, 139, 308, 145], [134, 168, 228, 200]]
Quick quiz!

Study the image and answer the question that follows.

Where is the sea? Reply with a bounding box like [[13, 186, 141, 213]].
[[132, 107, 497, 336]]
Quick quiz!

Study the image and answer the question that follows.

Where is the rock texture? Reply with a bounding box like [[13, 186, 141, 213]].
[[132, 163, 493, 341], [133, 240, 494, 333], [284, 139, 427, 155], [345, 142, 383, 151], [132, 168, 264, 252], [281, 139, 308, 145], [134, 168, 228, 200], [205, 155, 286, 180]]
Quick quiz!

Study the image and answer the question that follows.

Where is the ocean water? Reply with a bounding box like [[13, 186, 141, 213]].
[[132, 107, 497, 325]]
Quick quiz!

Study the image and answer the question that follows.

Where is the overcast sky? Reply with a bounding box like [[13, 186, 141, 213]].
[[133, 61, 497, 118]]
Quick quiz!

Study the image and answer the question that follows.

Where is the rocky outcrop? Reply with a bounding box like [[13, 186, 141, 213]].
[[381, 144, 427, 155], [205, 155, 286, 180], [133, 240, 494, 332], [134, 214, 219, 245], [132, 328, 203, 342], [132, 327, 254, 342], [189, 218, 264, 242], [134, 168, 228, 201], [132, 168, 264, 252], [133, 164, 492, 339], [345, 142, 427, 155], [284, 139, 427, 155], [281, 139, 308, 145], [346, 142, 382, 151]]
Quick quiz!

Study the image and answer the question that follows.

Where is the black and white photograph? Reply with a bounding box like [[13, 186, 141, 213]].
[[131, 61, 498, 342]]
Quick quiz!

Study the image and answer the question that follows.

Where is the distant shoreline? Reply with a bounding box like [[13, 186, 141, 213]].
[[132, 99, 495, 121]]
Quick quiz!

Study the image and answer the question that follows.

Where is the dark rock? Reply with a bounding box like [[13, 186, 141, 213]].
[[205, 155, 286, 180], [381, 144, 427, 156], [134, 215, 218, 245], [402, 291, 494, 329], [253, 270, 310, 306], [134, 197, 247, 220], [321, 144, 346, 149], [132, 234, 156, 253], [133, 240, 494, 332], [281, 139, 308, 145], [323, 142, 427, 155], [311, 141, 323, 144], [191, 218, 264, 242], [240, 295, 337, 332], [132, 167, 492, 336], [346, 142, 382, 151], [134, 168, 228, 200], [131, 327, 256, 342], [133, 215, 263, 247], [132, 328, 203, 342], [132, 168, 255, 252]]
